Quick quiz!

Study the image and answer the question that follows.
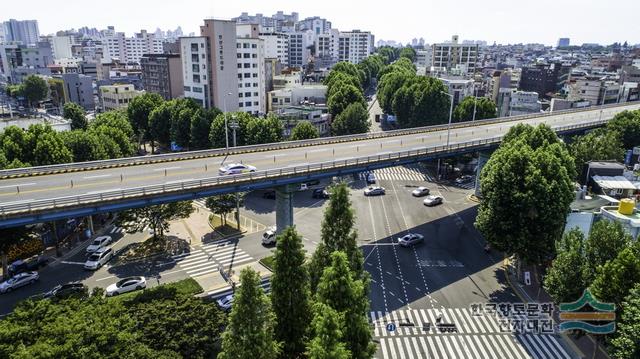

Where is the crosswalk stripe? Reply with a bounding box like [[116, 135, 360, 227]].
[[505, 334, 527, 359], [546, 335, 571, 359], [479, 335, 495, 358], [402, 337, 414, 359], [489, 334, 510, 358], [519, 335, 542, 359], [531, 334, 554, 358], [410, 337, 421, 358], [425, 336, 439, 359], [446, 335, 463, 358], [370, 312, 380, 337], [470, 335, 487, 359], [216, 253, 251, 263], [381, 338, 391, 359], [188, 267, 221, 277], [176, 253, 208, 265], [456, 308, 473, 333], [457, 335, 475, 358], [433, 336, 448, 359]]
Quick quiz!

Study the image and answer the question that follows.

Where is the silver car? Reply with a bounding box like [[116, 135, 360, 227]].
[[84, 247, 114, 270], [423, 195, 444, 206], [216, 294, 234, 311], [86, 235, 112, 253], [0, 271, 39, 293], [412, 187, 430, 197], [106, 276, 146, 296], [364, 186, 386, 196], [397, 233, 425, 247]]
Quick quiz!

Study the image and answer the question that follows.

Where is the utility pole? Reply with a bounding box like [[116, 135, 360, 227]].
[[229, 116, 241, 230]]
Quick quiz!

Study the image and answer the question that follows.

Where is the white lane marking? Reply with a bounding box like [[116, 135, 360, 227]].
[[0, 182, 35, 188], [83, 174, 113, 179], [86, 188, 122, 194], [166, 178, 193, 184], [348, 144, 368, 148], [95, 275, 116, 281], [307, 149, 329, 153], [60, 261, 86, 265], [264, 154, 286, 158], [153, 166, 181, 171], [384, 139, 401, 143], [377, 151, 392, 155]]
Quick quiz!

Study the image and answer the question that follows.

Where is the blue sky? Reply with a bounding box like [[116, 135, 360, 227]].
[[5, 0, 639, 46]]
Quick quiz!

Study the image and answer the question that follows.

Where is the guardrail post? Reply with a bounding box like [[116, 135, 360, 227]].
[[70, 180, 74, 188], [273, 156, 276, 163], [205, 164, 208, 171], [400, 140, 403, 146], [357, 146, 359, 152], [305, 152, 308, 159], [164, 169, 167, 177], [120, 174, 123, 182], [333, 148, 335, 156], [380, 143, 382, 149], [422, 138, 424, 143], [16, 186, 19, 194]]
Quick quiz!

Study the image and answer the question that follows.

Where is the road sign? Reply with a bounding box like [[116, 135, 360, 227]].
[[524, 271, 532, 285], [386, 323, 396, 332]]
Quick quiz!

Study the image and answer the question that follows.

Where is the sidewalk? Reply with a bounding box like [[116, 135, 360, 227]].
[[505, 259, 611, 359]]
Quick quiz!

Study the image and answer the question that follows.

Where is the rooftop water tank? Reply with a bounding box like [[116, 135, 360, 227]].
[[618, 198, 635, 215]]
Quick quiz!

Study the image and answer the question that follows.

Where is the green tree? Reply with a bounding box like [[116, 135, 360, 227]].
[[606, 110, 640, 150], [60, 130, 108, 162], [90, 110, 135, 138], [325, 62, 363, 88], [33, 131, 73, 166], [189, 111, 212, 150], [306, 303, 350, 359], [591, 246, 640, 307], [170, 106, 198, 149], [290, 120, 319, 141], [377, 70, 413, 114], [399, 46, 417, 62], [309, 183, 366, 291], [127, 93, 164, 149], [218, 268, 280, 359], [583, 220, 631, 282], [149, 102, 173, 150], [453, 96, 497, 122], [610, 283, 640, 359], [316, 252, 375, 359], [393, 76, 450, 128], [21, 75, 49, 108], [0, 125, 31, 164], [116, 201, 194, 240], [205, 194, 242, 226], [90, 125, 135, 158], [475, 124, 576, 265], [543, 228, 588, 304], [245, 115, 284, 145], [0, 226, 35, 279], [270, 226, 311, 358], [569, 130, 624, 177], [325, 72, 361, 97], [327, 83, 366, 118], [209, 112, 252, 149], [63, 102, 88, 130], [331, 102, 370, 136]]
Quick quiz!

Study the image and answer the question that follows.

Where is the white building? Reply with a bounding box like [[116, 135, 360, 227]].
[[99, 84, 144, 111], [102, 30, 163, 64], [416, 48, 433, 68], [49, 36, 73, 59], [288, 30, 314, 68], [259, 32, 289, 66], [509, 91, 541, 116], [296, 16, 332, 35], [439, 77, 474, 107], [338, 30, 374, 64], [316, 29, 339, 68], [432, 35, 478, 74], [568, 77, 621, 106], [268, 85, 327, 112], [237, 24, 266, 115], [2, 19, 39, 45], [180, 36, 209, 108]]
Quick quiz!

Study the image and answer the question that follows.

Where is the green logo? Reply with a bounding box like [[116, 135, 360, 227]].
[[558, 290, 615, 334]]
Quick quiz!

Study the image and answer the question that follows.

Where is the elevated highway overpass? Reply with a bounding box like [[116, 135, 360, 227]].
[[0, 103, 638, 229]]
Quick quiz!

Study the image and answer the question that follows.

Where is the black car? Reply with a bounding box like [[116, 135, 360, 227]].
[[8, 255, 49, 276], [262, 190, 276, 199], [43, 283, 88, 299], [306, 179, 320, 186], [312, 188, 330, 199]]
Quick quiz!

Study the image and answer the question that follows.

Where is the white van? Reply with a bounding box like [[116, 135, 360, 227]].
[[262, 228, 277, 246]]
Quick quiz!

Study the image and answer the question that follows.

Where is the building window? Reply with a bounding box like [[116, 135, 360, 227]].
[[192, 86, 202, 93], [245, 92, 251, 97], [244, 73, 251, 78], [245, 101, 251, 106], [252, 44, 257, 48], [239, 102, 243, 107]]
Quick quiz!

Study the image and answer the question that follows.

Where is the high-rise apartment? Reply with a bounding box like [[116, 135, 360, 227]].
[[431, 35, 478, 74], [140, 53, 184, 100], [2, 19, 40, 45], [259, 32, 288, 66], [102, 30, 163, 63], [338, 30, 374, 64], [288, 30, 314, 68], [236, 24, 266, 114]]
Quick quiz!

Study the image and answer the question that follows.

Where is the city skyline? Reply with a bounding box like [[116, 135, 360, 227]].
[[4, 0, 640, 46]]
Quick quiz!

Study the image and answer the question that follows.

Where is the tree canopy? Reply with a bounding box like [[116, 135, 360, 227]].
[[452, 96, 497, 122], [63, 102, 88, 130], [21, 75, 49, 108], [568, 130, 624, 179], [290, 121, 319, 141], [116, 201, 194, 240], [331, 102, 370, 136]]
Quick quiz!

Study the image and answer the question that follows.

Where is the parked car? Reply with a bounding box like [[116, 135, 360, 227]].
[[312, 188, 330, 199], [106, 276, 146, 296], [397, 233, 425, 247], [423, 195, 444, 206], [43, 282, 87, 299], [0, 271, 39, 294], [366, 173, 377, 184], [262, 190, 276, 199], [218, 163, 256, 175], [262, 228, 277, 246], [216, 294, 234, 311], [411, 187, 430, 197], [86, 235, 112, 253], [8, 255, 49, 276], [84, 247, 114, 270], [305, 179, 320, 186], [455, 175, 474, 185], [364, 186, 386, 196]]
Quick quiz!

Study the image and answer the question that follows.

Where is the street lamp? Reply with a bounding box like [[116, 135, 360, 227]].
[[223, 92, 233, 153], [471, 85, 479, 122], [437, 90, 455, 179]]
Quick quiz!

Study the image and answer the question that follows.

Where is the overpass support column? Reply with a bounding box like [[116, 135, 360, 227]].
[[87, 215, 94, 236], [275, 184, 296, 235], [474, 151, 492, 198]]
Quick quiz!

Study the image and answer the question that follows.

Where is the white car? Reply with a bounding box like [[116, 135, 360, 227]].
[[423, 195, 444, 207], [364, 186, 386, 196], [397, 233, 425, 247], [216, 294, 234, 311], [0, 271, 39, 294], [84, 247, 114, 270], [262, 228, 277, 245], [86, 235, 112, 253], [106, 276, 146, 296], [218, 163, 257, 175], [412, 187, 430, 197]]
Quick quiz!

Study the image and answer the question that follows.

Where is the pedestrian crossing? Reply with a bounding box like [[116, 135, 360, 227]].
[[208, 277, 271, 298], [370, 309, 572, 359], [360, 165, 434, 183], [109, 222, 151, 235], [171, 239, 255, 278]]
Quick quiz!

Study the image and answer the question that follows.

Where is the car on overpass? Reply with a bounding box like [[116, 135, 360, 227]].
[[364, 186, 386, 196], [0, 271, 39, 294], [423, 195, 443, 206], [218, 163, 257, 175]]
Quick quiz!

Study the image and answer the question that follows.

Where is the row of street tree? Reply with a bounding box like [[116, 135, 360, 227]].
[[217, 183, 375, 359]]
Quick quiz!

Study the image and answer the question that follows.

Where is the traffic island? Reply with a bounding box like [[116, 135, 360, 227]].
[[112, 235, 189, 265]]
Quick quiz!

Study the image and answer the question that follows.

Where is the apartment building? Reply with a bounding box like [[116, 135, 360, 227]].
[[519, 62, 570, 99], [509, 91, 541, 116], [140, 53, 184, 100], [61, 73, 94, 110], [236, 24, 266, 114], [432, 35, 478, 74], [99, 84, 144, 111], [259, 32, 288, 66], [49, 36, 73, 59], [296, 16, 332, 35], [2, 19, 39, 45], [338, 30, 374, 64], [102, 30, 163, 64], [180, 36, 210, 108], [288, 30, 314, 68], [315, 29, 339, 68]]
